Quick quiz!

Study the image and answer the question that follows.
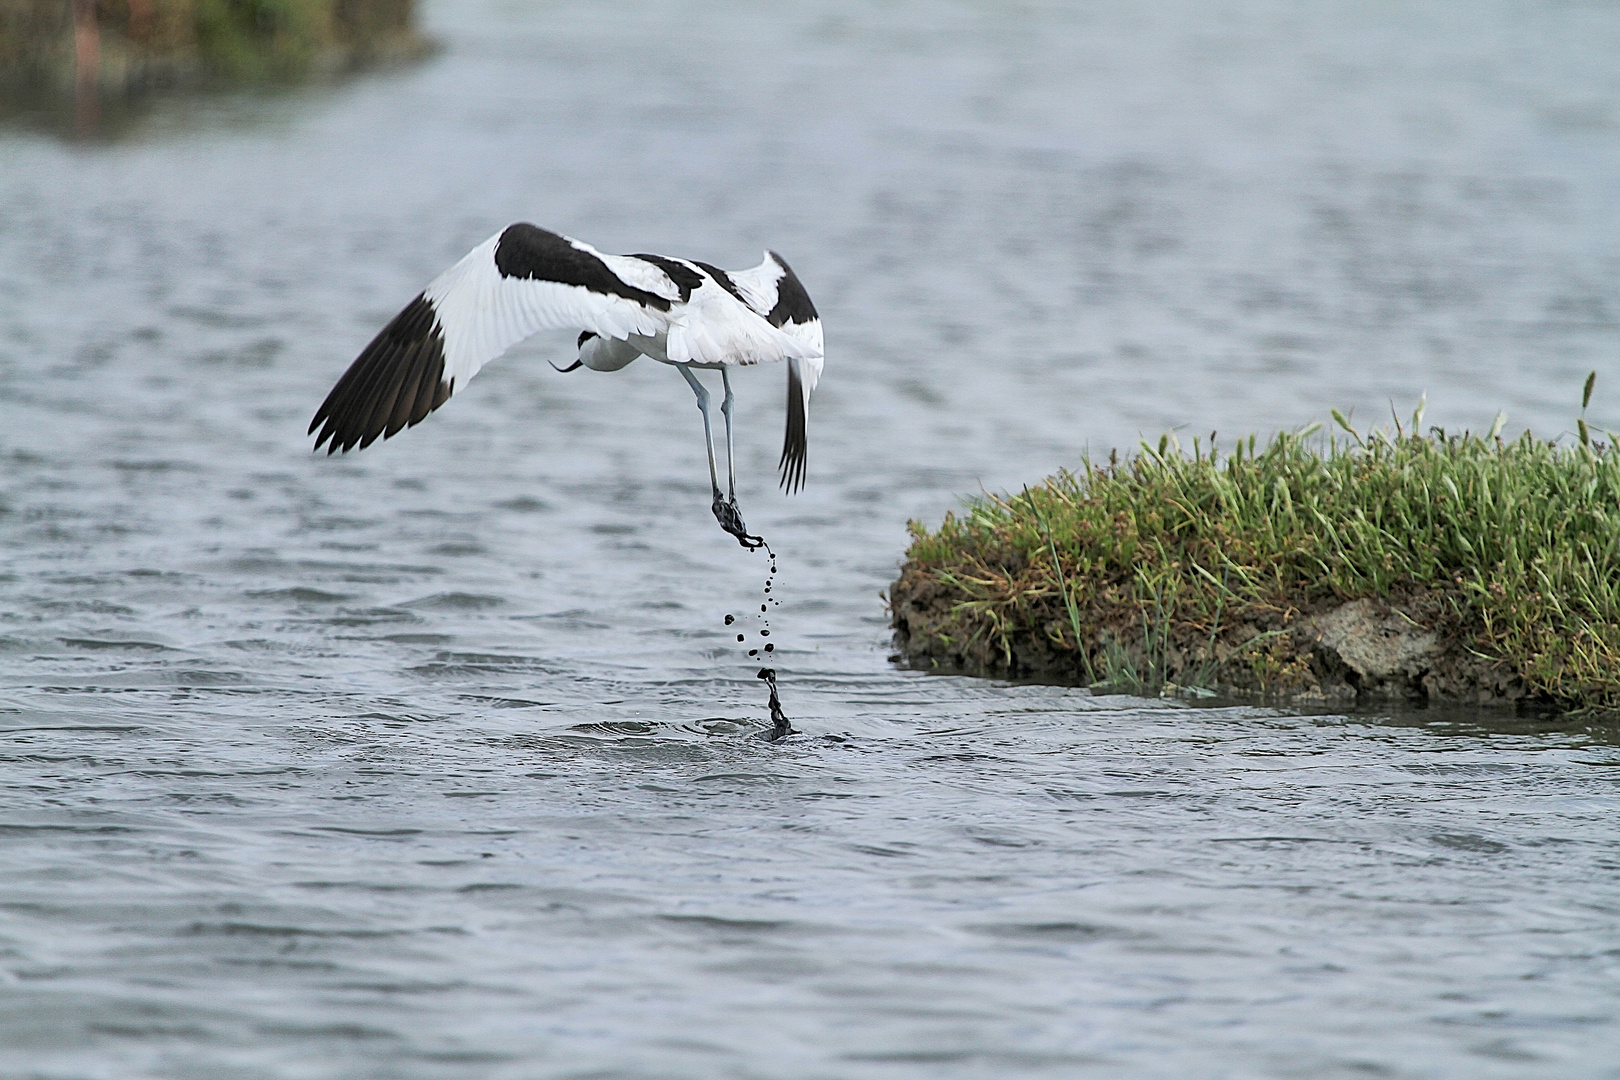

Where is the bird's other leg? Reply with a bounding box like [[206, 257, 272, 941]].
[[680, 365, 762, 549], [718, 368, 762, 548], [720, 366, 738, 502]]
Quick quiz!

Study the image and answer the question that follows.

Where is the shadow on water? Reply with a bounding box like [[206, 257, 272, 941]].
[[1338, 700, 1620, 747], [923, 661, 1620, 747], [0, 82, 154, 141], [0, 59, 432, 143], [1197, 689, 1620, 747]]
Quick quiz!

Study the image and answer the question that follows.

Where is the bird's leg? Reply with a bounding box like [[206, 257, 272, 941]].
[[720, 367, 738, 502], [718, 368, 763, 548], [678, 364, 721, 495], [680, 365, 762, 549]]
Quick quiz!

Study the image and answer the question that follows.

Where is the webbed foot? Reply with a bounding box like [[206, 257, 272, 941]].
[[712, 493, 765, 550]]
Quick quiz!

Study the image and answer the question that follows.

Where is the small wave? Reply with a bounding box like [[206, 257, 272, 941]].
[[59, 637, 173, 651], [247, 587, 354, 603], [401, 592, 506, 611]]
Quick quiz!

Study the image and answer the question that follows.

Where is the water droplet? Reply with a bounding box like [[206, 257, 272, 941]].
[[764, 643, 774, 652], [749, 649, 758, 656], [760, 604, 767, 612], [760, 630, 769, 637], [724, 614, 734, 625], [736, 634, 745, 642]]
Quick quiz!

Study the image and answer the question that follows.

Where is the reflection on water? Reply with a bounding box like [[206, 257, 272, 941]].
[[2, 1, 1619, 1076]]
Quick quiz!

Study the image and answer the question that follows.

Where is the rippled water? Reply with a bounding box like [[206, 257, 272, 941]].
[[3, 2, 1620, 1076]]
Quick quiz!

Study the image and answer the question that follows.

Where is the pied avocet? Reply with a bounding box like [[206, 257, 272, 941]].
[[309, 224, 823, 548]]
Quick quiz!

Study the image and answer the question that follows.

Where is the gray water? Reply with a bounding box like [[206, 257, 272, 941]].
[[3, 2, 1620, 1077]]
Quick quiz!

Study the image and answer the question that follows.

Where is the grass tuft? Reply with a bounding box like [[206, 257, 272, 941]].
[[894, 382, 1620, 711]]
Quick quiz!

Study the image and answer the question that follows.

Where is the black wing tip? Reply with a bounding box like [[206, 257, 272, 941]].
[[308, 293, 450, 456], [764, 256, 818, 328], [777, 431, 807, 493], [778, 453, 806, 494]]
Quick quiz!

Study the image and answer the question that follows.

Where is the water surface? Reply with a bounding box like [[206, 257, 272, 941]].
[[3, 2, 1619, 1076]]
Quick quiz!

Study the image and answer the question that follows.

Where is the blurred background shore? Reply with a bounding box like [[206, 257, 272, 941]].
[[1, 0, 428, 130]]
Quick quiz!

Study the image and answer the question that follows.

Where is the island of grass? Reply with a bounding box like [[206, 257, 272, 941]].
[[1, 0, 429, 95], [890, 385, 1620, 713]]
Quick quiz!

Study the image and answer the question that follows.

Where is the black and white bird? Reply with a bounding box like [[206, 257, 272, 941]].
[[309, 224, 823, 548]]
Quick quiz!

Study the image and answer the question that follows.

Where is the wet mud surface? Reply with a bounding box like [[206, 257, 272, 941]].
[[891, 577, 1550, 709]]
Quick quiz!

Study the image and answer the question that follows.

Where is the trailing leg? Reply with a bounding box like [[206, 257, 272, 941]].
[[721, 367, 738, 502], [680, 365, 762, 549]]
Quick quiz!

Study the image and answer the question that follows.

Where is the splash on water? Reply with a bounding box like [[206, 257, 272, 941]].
[[756, 667, 792, 741], [725, 542, 786, 736]]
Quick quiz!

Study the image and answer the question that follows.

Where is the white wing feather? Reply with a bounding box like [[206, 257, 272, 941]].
[[729, 251, 824, 395], [665, 277, 821, 367], [424, 233, 674, 391]]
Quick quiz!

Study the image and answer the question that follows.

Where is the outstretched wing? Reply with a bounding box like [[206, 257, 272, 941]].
[[310, 224, 680, 453], [729, 251, 823, 492]]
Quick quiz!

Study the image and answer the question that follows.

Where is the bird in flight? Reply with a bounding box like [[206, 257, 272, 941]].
[[309, 224, 823, 548]]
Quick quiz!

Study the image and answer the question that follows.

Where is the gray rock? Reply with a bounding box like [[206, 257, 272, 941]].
[[1311, 598, 1438, 693]]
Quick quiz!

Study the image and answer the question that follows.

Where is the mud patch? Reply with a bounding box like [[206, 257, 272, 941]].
[[889, 569, 1542, 709]]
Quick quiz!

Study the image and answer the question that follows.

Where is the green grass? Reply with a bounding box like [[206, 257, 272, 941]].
[[0, 0, 422, 88], [898, 380, 1620, 710], [188, 0, 419, 79], [193, 0, 337, 80]]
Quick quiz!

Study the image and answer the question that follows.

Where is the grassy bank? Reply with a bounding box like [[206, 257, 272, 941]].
[[0, 0, 427, 93], [890, 382, 1620, 712]]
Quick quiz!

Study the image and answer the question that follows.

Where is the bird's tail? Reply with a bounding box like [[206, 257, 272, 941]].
[[779, 357, 811, 494]]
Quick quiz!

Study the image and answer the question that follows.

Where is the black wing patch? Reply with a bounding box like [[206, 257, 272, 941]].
[[496, 224, 673, 311], [629, 253, 703, 302], [309, 293, 452, 454], [778, 362, 807, 494], [765, 251, 818, 327], [692, 260, 747, 305]]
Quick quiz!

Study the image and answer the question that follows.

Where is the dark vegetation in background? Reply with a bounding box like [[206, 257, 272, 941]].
[[0, 0, 427, 94]]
